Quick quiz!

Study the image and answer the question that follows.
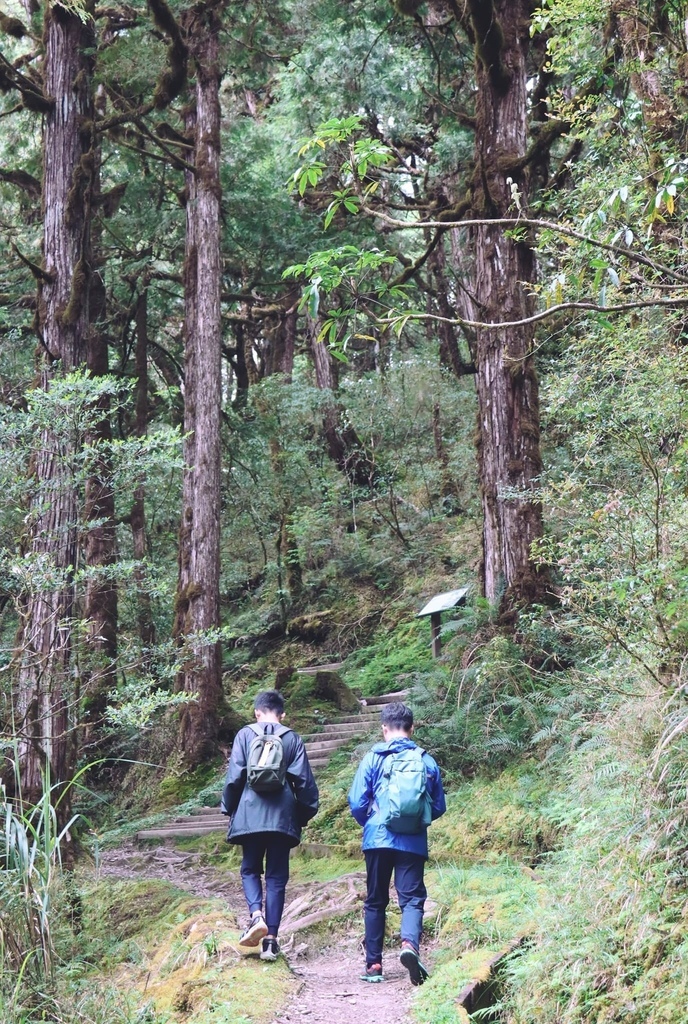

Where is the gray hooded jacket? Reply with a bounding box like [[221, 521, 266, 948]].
[[221, 722, 319, 847]]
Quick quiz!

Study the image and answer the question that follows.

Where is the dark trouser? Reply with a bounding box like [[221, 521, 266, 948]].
[[363, 848, 427, 967], [240, 832, 292, 936]]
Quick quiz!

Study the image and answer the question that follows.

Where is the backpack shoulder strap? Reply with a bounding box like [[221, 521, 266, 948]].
[[248, 722, 291, 738]]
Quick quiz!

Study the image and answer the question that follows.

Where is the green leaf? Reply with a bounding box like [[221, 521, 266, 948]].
[[323, 202, 340, 229], [308, 281, 320, 318]]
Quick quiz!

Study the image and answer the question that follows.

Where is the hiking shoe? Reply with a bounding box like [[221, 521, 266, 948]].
[[360, 963, 384, 983], [400, 943, 429, 986], [238, 914, 268, 948], [260, 938, 280, 961]]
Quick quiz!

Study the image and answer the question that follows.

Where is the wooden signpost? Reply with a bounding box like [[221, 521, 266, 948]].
[[417, 587, 469, 658]]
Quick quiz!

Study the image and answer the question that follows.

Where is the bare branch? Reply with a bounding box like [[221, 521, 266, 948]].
[[380, 294, 688, 332], [361, 208, 688, 284]]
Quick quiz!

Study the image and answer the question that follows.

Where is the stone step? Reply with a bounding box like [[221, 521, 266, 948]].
[[304, 737, 357, 755], [359, 689, 409, 707], [297, 662, 345, 675], [330, 711, 381, 725], [173, 815, 226, 826], [188, 806, 222, 816], [323, 721, 374, 733], [302, 727, 369, 743], [137, 823, 226, 839]]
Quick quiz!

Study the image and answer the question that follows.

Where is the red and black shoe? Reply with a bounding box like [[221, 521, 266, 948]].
[[360, 962, 384, 983], [399, 942, 429, 986]]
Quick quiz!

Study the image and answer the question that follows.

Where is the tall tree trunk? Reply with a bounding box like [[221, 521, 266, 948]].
[[131, 285, 155, 649], [14, 1, 95, 814], [431, 244, 476, 378], [467, 0, 549, 612], [308, 315, 377, 489], [174, 4, 223, 766], [432, 402, 462, 511], [264, 306, 297, 381]]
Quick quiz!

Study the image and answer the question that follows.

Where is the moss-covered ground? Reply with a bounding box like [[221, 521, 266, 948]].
[[73, 878, 295, 1024]]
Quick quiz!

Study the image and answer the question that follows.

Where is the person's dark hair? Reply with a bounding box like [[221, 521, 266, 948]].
[[254, 689, 285, 715], [380, 701, 413, 732]]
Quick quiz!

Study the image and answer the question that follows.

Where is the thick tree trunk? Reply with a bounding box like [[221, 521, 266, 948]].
[[468, 0, 549, 611], [174, 7, 223, 765], [14, 3, 95, 811]]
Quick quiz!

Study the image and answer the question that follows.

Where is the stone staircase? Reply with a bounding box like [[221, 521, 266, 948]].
[[302, 691, 400, 771], [135, 689, 406, 841]]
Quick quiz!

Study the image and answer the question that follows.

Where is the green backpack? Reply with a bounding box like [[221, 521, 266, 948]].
[[246, 724, 290, 793], [378, 746, 432, 834]]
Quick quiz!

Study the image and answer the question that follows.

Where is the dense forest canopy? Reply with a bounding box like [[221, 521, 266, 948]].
[[2, 0, 688, 1021]]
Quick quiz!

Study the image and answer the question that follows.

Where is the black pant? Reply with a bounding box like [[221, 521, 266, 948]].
[[240, 832, 291, 935], [363, 848, 427, 967]]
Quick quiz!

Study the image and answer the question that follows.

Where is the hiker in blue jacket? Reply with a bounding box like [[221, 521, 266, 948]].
[[222, 689, 319, 961], [348, 701, 446, 985]]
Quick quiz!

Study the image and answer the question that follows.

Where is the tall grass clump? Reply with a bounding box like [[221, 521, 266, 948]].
[[0, 770, 79, 1008]]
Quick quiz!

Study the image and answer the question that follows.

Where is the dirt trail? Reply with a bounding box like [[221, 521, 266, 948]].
[[276, 940, 414, 1024], [100, 842, 415, 1024]]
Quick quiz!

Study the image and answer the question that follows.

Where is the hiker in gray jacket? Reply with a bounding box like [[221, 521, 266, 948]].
[[222, 689, 319, 960]]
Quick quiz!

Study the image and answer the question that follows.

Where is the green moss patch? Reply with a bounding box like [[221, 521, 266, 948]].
[[429, 764, 564, 863], [80, 879, 294, 1023], [343, 619, 434, 696], [413, 950, 498, 1024]]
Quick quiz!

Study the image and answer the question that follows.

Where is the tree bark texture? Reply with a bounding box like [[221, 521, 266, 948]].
[[611, 1, 676, 139], [308, 316, 377, 489], [431, 244, 476, 378], [468, 0, 549, 610], [14, 2, 95, 809], [174, 5, 223, 765], [264, 306, 297, 381]]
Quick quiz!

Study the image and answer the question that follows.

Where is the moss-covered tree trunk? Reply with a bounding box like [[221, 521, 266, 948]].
[[468, 0, 549, 611], [174, 3, 223, 765], [14, 1, 95, 812]]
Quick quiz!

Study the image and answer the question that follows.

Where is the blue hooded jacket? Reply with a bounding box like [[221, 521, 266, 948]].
[[347, 737, 446, 858]]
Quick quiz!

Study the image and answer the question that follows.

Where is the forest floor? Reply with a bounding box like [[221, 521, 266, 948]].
[[100, 841, 416, 1024]]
